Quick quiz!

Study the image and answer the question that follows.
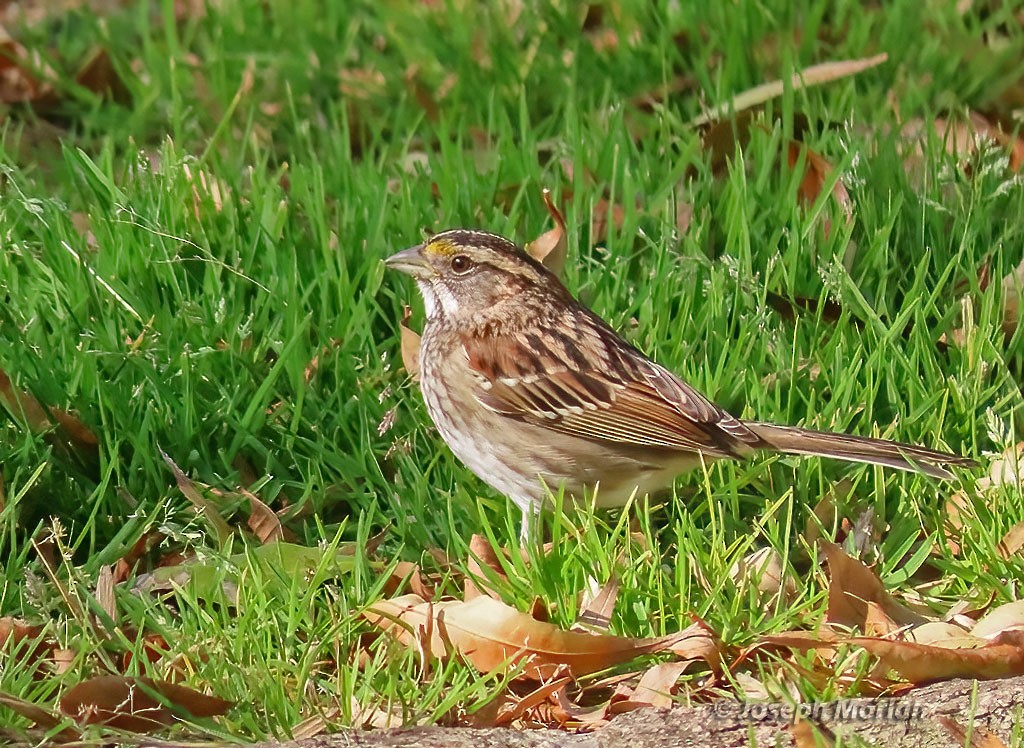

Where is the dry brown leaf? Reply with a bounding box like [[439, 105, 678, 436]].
[[943, 489, 975, 556], [0, 691, 79, 741], [0, 617, 58, 677], [628, 661, 690, 708], [790, 719, 836, 747], [853, 630, 1024, 683], [0, 618, 45, 650], [904, 621, 979, 648], [160, 451, 232, 546], [591, 198, 625, 244], [753, 629, 840, 661], [0, 40, 56, 104], [982, 443, 1024, 490], [901, 113, 1024, 175], [245, 490, 284, 544], [971, 601, 1024, 639], [525, 189, 567, 276], [0, 368, 99, 458], [728, 547, 796, 603], [664, 619, 722, 670], [863, 600, 900, 638], [997, 259, 1024, 341], [691, 54, 888, 127], [821, 542, 928, 630], [383, 560, 436, 601], [464, 534, 510, 601], [95, 565, 116, 624], [479, 676, 571, 727], [59, 675, 232, 732], [304, 338, 342, 385], [364, 593, 714, 680], [786, 141, 853, 229], [551, 680, 612, 729], [575, 573, 620, 632], [349, 695, 406, 729], [74, 47, 130, 103], [937, 715, 1009, 748], [997, 520, 1024, 559], [399, 305, 421, 381]]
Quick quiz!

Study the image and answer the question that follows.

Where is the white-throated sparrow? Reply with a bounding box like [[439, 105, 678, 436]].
[[387, 229, 974, 534]]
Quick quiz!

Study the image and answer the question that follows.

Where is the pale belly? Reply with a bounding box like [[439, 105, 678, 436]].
[[420, 367, 701, 512]]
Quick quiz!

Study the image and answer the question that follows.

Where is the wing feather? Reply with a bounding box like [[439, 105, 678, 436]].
[[461, 320, 762, 456]]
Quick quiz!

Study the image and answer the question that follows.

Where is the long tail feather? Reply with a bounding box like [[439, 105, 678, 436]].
[[746, 422, 976, 479]]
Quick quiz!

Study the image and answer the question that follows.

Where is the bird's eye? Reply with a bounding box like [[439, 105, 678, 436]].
[[450, 255, 473, 274]]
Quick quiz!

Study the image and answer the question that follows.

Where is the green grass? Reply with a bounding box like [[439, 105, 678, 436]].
[[1, 0, 1023, 741]]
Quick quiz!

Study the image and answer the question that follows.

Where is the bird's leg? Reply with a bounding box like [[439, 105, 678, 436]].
[[519, 503, 541, 543]]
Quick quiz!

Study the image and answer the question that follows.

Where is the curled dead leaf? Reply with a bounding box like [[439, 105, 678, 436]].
[[786, 141, 853, 230], [728, 547, 796, 603], [364, 593, 717, 680], [852, 629, 1024, 683], [399, 305, 422, 381], [59, 675, 232, 732], [691, 54, 888, 127], [821, 541, 928, 630], [244, 489, 284, 545], [464, 534, 510, 601], [161, 450, 232, 546], [525, 189, 567, 276]]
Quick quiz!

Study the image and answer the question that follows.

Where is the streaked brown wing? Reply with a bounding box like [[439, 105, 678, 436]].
[[460, 323, 761, 456]]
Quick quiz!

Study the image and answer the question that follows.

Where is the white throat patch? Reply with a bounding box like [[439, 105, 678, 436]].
[[417, 279, 460, 319]]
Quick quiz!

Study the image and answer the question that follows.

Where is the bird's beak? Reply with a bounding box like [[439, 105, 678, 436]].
[[384, 244, 431, 278]]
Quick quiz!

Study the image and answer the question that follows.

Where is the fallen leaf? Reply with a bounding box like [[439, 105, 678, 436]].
[[74, 47, 130, 103], [161, 450, 232, 546], [590, 198, 625, 244], [474, 676, 571, 727], [904, 621, 979, 648], [525, 189, 567, 276], [349, 695, 406, 728], [0, 618, 45, 650], [399, 305, 421, 381], [575, 573, 620, 632], [853, 629, 1024, 683], [937, 715, 1009, 748], [971, 601, 1024, 639], [691, 54, 888, 127], [464, 534, 510, 601], [821, 542, 928, 630], [863, 600, 900, 638], [383, 560, 436, 601], [790, 719, 836, 747], [0, 691, 79, 741], [728, 547, 796, 603], [244, 490, 284, 544], [364, 593, 714, 679], [304, 338, 342, 385], [0, 368, 99, 463], [550, 679, 612, 729], [786, 141, 853, 230], [900, 113, 1024, 176], [95, 565, 116, 624], [628, 661, 690, 708], [997, 521, 1024, 559], [999, 258, 1024, 341], [59, 675, 232, 732], [0, 40, 55, 105]]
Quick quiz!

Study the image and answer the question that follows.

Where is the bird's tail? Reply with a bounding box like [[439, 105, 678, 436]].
[[745, 422, 976, 479]]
